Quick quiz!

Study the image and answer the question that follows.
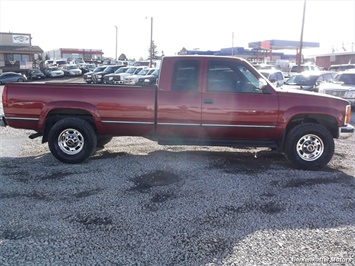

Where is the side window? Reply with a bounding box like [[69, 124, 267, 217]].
[[171, 60, 199, 91], [207, 60, 261, 93]]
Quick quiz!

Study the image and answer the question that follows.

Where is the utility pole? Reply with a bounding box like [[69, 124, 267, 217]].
[[297, 0, 306, 72]]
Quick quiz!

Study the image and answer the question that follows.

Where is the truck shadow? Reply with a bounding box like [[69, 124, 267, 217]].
[[0, 147, 354, 265]]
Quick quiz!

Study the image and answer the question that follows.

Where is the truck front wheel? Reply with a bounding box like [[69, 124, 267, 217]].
[[284, 123, 334, 170], [48, 117, 97, 164]]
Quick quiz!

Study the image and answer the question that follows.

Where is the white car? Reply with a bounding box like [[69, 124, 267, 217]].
[[115, 66, 148, 84], [62, 65, 82, 76], [123, 68, 155, 85], [45, 67, 64, 78]]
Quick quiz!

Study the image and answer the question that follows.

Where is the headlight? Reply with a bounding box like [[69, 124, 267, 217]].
[[97, 75, 102, 78], [344, 90, 355, 98], [109, 77, 113, 80], [87, 74, 91, 78]]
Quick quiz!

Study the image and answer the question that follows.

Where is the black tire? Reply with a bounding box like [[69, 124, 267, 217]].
[[48, 117, 97, 164], [284, 123, 334, 170], [97, 135, 113, 148]]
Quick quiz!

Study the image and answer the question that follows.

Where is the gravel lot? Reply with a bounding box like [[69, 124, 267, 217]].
[[0, 79, 354, 265]]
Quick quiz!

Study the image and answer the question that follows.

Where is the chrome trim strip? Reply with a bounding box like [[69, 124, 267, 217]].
[[102, 120, 275, 129], [102, 120, 154, 125], [5, 117, 39, 122], [202, 124, 276, 129], [158, 123, 200, 127]]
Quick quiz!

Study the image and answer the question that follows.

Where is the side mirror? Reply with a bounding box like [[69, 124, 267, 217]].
[[258, 78, 268, 90]]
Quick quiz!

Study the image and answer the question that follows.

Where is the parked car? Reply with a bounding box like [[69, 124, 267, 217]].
[[62, 65, 82, 76], [45, 67, 65, 78], [0, 72, 27, 84], [328, 64, 355, 72], [259, 69, 284, 87], [136, 68, 160, 86], [318, 69, 355, 107], [110, 66, 148, 84], [103, 67, 129, 84], [123, 68, 156, 85], [26, 69, 45, 80], [253, 63, 276, 70], [282, 71, 336, 92], [92, 65, 125, 84], [287, 64, 320, 78], [83, 66, 107, 84], [79, 63, 96, 74], [53, 59, 67, 68]]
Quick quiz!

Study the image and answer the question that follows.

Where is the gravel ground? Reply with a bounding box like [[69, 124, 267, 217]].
[[0, 82, 354, 265]]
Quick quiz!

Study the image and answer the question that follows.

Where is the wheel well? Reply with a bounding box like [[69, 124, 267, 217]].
[[285, 114, 339, 139], [42, 109, 96, 143]]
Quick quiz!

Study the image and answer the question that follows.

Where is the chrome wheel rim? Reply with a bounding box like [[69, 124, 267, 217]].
[[58, 128, 84, 155], [296, 134, 324, 161]]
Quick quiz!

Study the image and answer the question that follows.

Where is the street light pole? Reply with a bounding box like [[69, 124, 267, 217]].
[[114, 25, 118, 60]]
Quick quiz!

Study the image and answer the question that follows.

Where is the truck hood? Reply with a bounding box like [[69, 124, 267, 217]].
[[275, 87, 348, 103]]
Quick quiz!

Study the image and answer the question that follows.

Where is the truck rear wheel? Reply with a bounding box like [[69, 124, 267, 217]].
[[284, 123, 334, 170], [48, 117, 97, 164]]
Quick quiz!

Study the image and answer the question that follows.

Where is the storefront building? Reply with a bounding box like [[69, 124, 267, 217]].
[[0, 32, 43, 73]]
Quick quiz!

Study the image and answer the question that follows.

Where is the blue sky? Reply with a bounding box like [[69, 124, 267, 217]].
[[1, 0, 354, 60]]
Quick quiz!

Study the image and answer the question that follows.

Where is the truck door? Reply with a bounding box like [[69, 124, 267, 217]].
[[156, 58, 202, 143], [201, 58, 280, 143]]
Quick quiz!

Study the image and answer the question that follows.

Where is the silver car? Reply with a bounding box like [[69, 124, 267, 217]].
[[318, 69, 355, 107], [0, 72, 27, 84]]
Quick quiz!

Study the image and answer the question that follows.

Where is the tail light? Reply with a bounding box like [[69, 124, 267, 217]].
[[2, 84, 7, 107]]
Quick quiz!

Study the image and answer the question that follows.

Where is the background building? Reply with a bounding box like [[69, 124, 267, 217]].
[[44, 48, 104, 62], [0, 32, 43, 73]]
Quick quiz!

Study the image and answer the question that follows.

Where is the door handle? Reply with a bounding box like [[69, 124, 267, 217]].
[[203, 99, 214, 104]]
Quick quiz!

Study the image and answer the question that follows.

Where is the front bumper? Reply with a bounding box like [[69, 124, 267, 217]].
[[339, 124, 354, 139]]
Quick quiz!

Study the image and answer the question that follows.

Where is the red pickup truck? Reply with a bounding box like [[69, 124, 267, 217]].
[[1, 56, 354, 169]]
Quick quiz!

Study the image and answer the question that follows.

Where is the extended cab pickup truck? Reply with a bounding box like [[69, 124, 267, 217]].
[[1, 56, 354, 170]]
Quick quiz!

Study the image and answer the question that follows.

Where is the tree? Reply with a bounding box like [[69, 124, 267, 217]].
[[118, 53, 127, 61], [147, 40, 158, 61]]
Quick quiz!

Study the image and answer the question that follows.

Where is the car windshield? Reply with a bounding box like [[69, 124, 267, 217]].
[[50, 67, 60, 71], [333, 73, 355, 85], [33, 69, 41, 73], [94, 67, 106, 72], [286, 74, 318, 86], [69, 66, 78, 69], [126, 68, 137, 74], [114, 68, 127, 74], [138, 69, 149, 75], [104, 66, 116, 72], [151, 69, 160, 76]]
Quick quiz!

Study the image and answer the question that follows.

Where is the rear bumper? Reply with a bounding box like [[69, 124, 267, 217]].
[[0, 115, 7, 127], [339, 124, 354, 139]]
